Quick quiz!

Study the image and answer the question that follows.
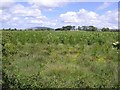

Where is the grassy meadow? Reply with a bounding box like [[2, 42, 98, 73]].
[[2, 31, 119, 89]]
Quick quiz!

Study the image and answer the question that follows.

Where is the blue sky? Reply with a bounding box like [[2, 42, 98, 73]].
[[0, 0, 119, 29]]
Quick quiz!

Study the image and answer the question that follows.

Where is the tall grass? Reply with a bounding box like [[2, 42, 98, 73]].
[[2, 31, 119, 89]]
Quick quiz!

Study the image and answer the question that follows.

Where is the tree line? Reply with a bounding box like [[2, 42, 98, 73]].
[[55, 25, 117, 31], [1, 25, 119, 32]]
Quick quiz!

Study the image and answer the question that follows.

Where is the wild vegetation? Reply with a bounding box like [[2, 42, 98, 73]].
[[2, 30, 119, 89]]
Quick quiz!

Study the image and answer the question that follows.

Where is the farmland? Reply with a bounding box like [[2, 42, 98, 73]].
[[2, 31, 119, 89]]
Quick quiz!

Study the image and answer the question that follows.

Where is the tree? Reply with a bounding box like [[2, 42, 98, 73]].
[[101, 27, 109, 31], [62, 25, 72, 31], [78, 26, 81, 30], [8, 28, 11, 30], [14, 28, 17, 30], [55, 28, 63, 31], [82, 26, 88, 30], [88, 26, 97, 31], [72, 26, 75, 30]]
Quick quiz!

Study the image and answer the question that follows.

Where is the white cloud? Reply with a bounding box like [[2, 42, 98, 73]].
[[0, 9, 3, 20], [0, 0, 15, 9], [97, 2, 112, 10], [0, 3, 49, 28], [0, 2, 58, 29], [99, 10, 118, 24], [30, 20, 43, 24], [28, 0, 68, 8], [0, 10, 2, 14], [11, 4, 42, 17], [0, 10, 11, 22], [28, 17, 57, 27], [60, 9, 99, 23], [60, 9, 99, 24], [60, 12, 78, 23], [60, 9, 118, 29], [12, 17, 19, 21], [48, 8, 53, 11]]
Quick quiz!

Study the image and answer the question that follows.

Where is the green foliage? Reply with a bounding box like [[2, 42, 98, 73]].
[[101, 28, 110, 31], [78, 26, 81, 30], [62, 25, 73, 31], [2, 31, 119, 89], [55, 25, 75, 31]]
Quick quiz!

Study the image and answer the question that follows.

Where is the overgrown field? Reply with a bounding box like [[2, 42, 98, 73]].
[[2, 31, 119, 89]]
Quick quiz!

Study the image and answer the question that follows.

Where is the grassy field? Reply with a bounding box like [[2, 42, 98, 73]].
[[2, 31, 119, 89]]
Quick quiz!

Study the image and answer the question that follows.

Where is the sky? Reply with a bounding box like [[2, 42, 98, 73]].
[[0, 0, 119, 29]]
